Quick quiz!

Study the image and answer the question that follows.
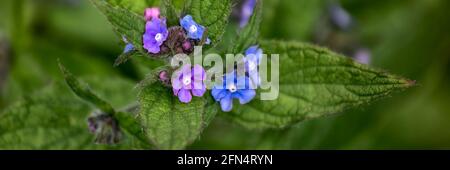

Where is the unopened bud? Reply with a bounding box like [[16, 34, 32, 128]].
[[159, 70, 171, 86], [182, 40, 193, 53], [87, 111, 121, 145]]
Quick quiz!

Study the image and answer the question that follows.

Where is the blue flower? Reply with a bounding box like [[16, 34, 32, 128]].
[[122, 36, 134, 53], [244, 45, 263, 87], [180, 15, 211, 44], [211, 72, 256, 112], [123, 43, 134, 53]]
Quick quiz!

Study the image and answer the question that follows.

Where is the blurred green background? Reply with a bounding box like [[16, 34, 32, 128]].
[[0, 0, 449, 149]]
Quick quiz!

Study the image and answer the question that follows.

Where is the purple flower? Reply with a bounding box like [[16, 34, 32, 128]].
[[244, 45, 263, 88], [211, 72, 256, 112], [240, 0, 257, 28], [143, 18, 169, 54], [353, 48, 371, 64], [180, 15, 211, 44], [328, 3, 353, 31], [171, 64, 206, 103]]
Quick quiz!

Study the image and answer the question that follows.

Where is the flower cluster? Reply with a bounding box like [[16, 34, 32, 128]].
[[211, 45, 263, 112], [138, 7, 263, 112], [142, 8, 211, 55], [167, 45, 263, 112]]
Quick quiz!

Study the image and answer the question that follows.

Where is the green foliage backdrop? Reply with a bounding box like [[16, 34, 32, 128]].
[[0, 0, 449, 149]]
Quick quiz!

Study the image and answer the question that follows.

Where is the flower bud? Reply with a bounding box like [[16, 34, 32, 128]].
[[159, 70, 171, 86], [87, 111, 121, 145], [182, 40, 193, 53], [163, 26, 194, 55], [144, 7, 160, 21]]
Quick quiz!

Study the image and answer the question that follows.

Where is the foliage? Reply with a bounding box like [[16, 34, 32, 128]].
[[4, 0, 448, 150]]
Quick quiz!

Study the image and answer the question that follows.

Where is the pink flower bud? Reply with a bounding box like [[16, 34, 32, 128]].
[[182, 40, 192, 51], [159, 70, 169, 81], [145, 7, 160, 21]]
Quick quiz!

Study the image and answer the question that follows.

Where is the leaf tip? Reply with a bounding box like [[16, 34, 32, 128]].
[[57, 59, 69, 76]]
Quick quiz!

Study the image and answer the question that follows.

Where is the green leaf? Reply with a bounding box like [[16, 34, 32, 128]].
[[161, 0, 180, 26], [0, 80, 144, 149], [115, 111, 151, 147], [59, 61, 115, 114], [260, 0, 324, 41], [0, 99, 95, 149], [114, 50, 137, 67], [187, 0, 232, 46], [59, 62, 152, 147], [231, 0, 263, 53], [227, 40, 415, 129], [105, 0, 158, 14], [138, 82, 209, 149], [91, 0, 147, 56]]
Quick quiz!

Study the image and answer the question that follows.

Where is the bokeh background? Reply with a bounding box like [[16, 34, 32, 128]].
[[0, 0, 449, 149]]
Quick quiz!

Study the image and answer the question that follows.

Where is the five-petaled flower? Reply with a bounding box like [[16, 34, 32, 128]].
[[143, 18, 169, 54], [211, 72, 256, 112], [180, 15, 211, 44], [172, 64, 207, 103], [244, 45, 263, 88]]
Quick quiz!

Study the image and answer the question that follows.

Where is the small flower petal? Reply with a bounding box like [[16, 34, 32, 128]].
[[192, 87, 206, 97], [178, 89, 192, 103], [173, 88, 180, 96], [211, 88, 227, 101], [220, 94, 233, 112], [193, 64, 206, 80], [234, 89, 256, 104]]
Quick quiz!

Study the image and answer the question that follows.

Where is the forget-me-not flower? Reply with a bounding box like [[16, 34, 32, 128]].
[[172, 64, 207, 103], [180, 15, 211, 44], [143, 18, 169, 54], [211, 72, 256, 112]]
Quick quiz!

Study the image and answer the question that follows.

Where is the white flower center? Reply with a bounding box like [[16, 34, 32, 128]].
[[189, 25, 198, 33], [228, 84, 237, 93], [155, 33, 163, 42], [182, 77, 191, 85]]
